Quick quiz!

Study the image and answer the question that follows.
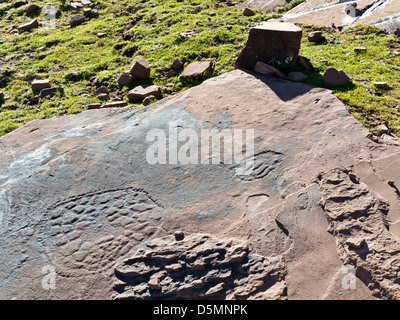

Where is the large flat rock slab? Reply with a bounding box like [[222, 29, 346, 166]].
[[283, 0, 400, 32], [1, 69, 400, 299]]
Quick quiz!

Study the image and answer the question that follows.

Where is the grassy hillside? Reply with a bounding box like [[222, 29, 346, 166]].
[[0, 0, 399, 138]]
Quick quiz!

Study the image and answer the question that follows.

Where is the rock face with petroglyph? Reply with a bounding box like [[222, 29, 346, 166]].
[[282, 0, 400, 33], [1, 69, 400, 299]]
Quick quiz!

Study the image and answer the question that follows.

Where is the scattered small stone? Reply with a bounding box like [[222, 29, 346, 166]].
[[323, 68, 350, 87], [307, 31, 323, 42], [127, 85, 160, 100], [373, 82, 393, 90], [83, 8, 92, 16], [143, 95, 156, 106], [129, 56, 150, 80], [254, 61, 284, 78], [88, 103, 102, 110], [171, 59, 184, 70], [117, 72, 133, 85], [98, 93, 109, 101], [97, 32, 106, 38], [297, 56, 314, 71], [24, 3, 39, 13], [346, 237, 365, 249], [44, 5, 61, 17], [174, 231, 185, 241], [166, 70, 175, 77], [94, 86, 108, 96], [289, 72, 308, 82], [68, 2, 83, 10], [354, 47, 367, 54], [70, 15, 86, 27], [103, 101, 128, 108], [40, 87, 58, 98], [17, 19, 39, 32], [378, 124, 389, 134], [243, 8, 256, 17], [179, 30, 197, 39], [180, 61, 214, 78], [32, 79, 50, 91], [393, 51, 400, 56]]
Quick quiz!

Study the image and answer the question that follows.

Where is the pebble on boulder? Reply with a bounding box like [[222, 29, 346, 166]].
[[129, 56, 151, 80], [235, 22, 302, 71], [323, 68, 350, 87]]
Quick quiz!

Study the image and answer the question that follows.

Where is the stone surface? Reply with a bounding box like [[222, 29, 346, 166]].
[[180, 61, 214, 78], [235, 22, 302, 71], [127, 85, 160, 100], [282, 0, 400, 34], [113, 234, 286, 300], [70, 15, 86, 27], [236, 0, 290, 11], [1, 69, 400, 300], [323, 67, 350, 86], [129, 56, 150, 80]]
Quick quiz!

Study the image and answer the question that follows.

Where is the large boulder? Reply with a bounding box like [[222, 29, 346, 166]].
[[235, 21, 302, 71], [1, 70, 400, 300], [282, 0, 400, 34]]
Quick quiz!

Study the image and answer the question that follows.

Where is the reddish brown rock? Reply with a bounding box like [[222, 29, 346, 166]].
[[180, 61, 214, 78], [117, 73, 133, 85], [2, 69, 400, 301], [127, 85, 160, 100], [254, 61, 284, 78], [31, 79, 50, 91], [129, 56, 150, 79], [235, 21, 302, 71], [323, 68, 350, 87]]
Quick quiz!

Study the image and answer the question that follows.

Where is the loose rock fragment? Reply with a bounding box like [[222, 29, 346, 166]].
[[323, 68, 350, 86], [129, 56, 151, 80]]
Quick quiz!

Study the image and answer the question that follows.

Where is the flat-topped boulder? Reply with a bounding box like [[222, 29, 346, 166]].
[[1, 70, 400, 300], [235, 22, 302, 71]]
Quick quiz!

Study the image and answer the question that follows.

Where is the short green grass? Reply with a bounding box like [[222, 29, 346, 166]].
[[0, 0, 399, 138]]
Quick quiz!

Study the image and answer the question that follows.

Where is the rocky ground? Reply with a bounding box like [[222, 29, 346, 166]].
[[0, 0, 400, 300]]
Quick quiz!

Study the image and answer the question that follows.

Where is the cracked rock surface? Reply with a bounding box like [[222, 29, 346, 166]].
[[1, 69, 400, 299]]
